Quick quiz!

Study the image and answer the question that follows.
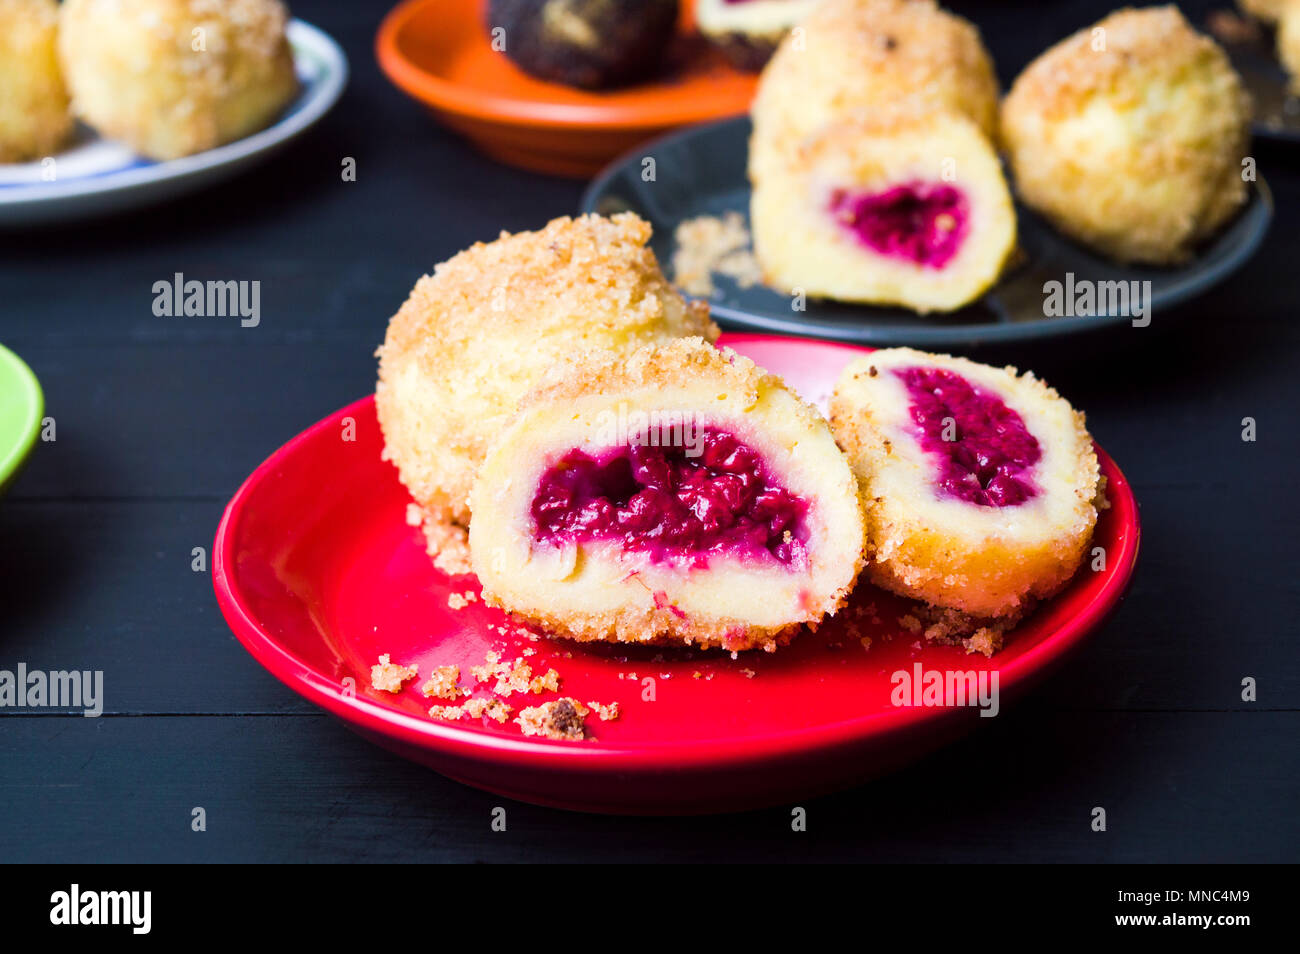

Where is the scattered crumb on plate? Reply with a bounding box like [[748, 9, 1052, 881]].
[[471, 650, 561, 696], [586, 700, 621, 722], [899, 605, 1014, 658], [370, 654, 418, 692], [429, 697, 514, 724], [517, 698, 591, 740], [421, 664, 466, 700]]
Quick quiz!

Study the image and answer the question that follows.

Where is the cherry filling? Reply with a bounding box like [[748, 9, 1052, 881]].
[[830, 182, 969, 269], [895, 366, 1041, 507], [530, 428, 809, 568]]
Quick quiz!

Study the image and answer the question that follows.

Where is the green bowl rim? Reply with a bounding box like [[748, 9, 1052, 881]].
[[0, 343, 44, 491]]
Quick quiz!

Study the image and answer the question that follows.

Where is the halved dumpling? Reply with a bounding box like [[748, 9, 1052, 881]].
[[829, 348, 1099, 618], [695, 0, 823, 71], [469, 337, 866, 651], [751, 109, 1016, 313]]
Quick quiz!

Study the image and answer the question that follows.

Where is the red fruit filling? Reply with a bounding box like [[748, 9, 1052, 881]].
[[531, 428, 809, 568], [896, 366, 1041, 507], [830, 182, 969, 269]]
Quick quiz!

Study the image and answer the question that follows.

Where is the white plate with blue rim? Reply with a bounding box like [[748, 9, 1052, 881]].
[[0, 19, 347, 226]]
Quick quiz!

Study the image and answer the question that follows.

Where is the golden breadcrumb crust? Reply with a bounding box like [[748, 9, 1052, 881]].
[[521, 332, 790, 416], [830, 348, 1099, 619], [749, 0, 999, 182], [470, 337, 866, 652], [58, 0, 298, 161], [1000, 6, 1251, 264], [0, 0, 72, 162], [377, 213, 717, 573]]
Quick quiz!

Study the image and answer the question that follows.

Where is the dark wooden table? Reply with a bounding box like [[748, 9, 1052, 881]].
[[1, 0, 1295, 862]]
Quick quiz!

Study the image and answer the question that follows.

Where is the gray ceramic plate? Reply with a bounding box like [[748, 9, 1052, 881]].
[[581, 117, 1273, 347]]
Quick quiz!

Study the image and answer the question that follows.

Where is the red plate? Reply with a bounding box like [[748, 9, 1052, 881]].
[[213, 334, 1140, 814]]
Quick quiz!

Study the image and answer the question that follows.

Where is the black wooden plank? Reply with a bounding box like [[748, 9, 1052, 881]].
[[0, 709, 1293, 862], [0, 500, 315, 714]]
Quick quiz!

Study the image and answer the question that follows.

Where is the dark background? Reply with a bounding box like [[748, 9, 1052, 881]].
[[0, 0, 1295, 862]]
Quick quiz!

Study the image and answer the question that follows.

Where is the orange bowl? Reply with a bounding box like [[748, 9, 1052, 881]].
[[375, 0, 759, 177]]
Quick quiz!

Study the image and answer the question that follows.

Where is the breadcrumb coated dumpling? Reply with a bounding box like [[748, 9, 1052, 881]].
[[830, 348, 1100, 619], [58, 0, 299, 160], [376, 213, 718, 574], [469, 337, 865, 651], [749, 0, 999, 183], [0, 0, 72, 162], [1000, 6, 1251, 265]]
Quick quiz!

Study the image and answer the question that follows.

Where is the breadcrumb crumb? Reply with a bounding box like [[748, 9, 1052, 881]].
[[671, 212, 762, 297], [964, 627, 1003, 657], [370, 654, 418, 693], [420, 665, 466, 700], [586, 701, 621, 721], [517, 698, 590, 740], [528, 668, 561, 694], [471, 651, 560, 696], [429, 697, 514, 724], [466, 697, 513, 723], [903, 604, 1019, 658]]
